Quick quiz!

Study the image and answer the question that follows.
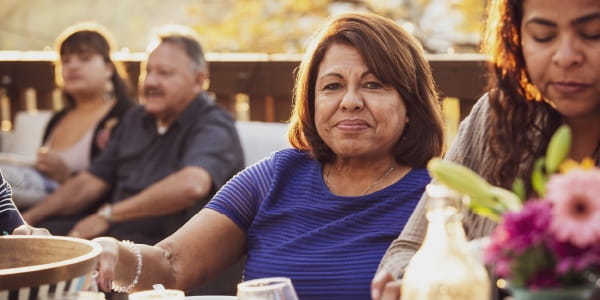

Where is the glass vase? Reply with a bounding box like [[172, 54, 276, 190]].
[[401, 183, 490, 300]]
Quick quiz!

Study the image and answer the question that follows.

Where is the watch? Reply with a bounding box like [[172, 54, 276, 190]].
[[96, 203, 113, 223]]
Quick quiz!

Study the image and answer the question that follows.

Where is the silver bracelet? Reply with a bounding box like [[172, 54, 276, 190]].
[[112, 240, 143, 293]]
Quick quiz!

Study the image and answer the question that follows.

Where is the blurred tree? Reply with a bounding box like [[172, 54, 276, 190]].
[[188, 0, 332, 53], [0, 0, 486, 53], [453, 0, 487, 51]]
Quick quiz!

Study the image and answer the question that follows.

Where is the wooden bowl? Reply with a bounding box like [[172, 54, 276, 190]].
[[0, 235, 102, 298]]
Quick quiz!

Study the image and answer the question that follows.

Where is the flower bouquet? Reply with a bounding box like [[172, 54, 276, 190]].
[[427, 125, 600, 297]]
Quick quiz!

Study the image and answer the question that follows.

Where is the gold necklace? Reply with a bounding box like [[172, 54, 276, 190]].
[[325, 164, 396, 196]]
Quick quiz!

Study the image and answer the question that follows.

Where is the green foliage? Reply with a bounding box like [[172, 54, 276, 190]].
[[529, 125, 572, 197], [511, 177, 526, 202], [531, 157, 548, 197], [0, 0, 486, 53], [427, 158, 522, 221], [545, 125, 572, 174], [510, 244, 555, 287], [453, 0, 486, 35]]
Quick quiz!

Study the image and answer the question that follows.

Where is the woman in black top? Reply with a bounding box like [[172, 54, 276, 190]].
[[2, 23, 133, 208]]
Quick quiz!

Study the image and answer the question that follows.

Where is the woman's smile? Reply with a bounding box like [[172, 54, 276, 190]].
[[335, 119, 371, 132], [549, 81, 592, 95]]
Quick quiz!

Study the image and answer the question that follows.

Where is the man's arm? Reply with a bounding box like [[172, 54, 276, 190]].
[[22, 171, 110, 226], [108, 166, 209, 223], [68, 166, 210, 239]]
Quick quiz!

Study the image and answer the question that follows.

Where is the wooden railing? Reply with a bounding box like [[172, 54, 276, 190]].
[[0, 52, 489, 128]]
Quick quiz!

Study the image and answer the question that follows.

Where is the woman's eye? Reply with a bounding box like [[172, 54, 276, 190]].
[[364, 81, 383, 89], [581, 32, 600, 40], [579, 22, 600, 40], [532, 35, 554, 43], [322, 83, 341, 90]]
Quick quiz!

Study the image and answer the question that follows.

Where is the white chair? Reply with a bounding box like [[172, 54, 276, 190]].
[[235, 121, 290, 167], [0, 110, 53, 164]]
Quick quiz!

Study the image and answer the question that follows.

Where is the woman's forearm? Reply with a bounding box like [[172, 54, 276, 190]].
[[114, 242, 178, 292]]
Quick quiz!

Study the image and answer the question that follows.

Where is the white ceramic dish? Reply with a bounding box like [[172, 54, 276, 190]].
[[185, 296, 237, 300]]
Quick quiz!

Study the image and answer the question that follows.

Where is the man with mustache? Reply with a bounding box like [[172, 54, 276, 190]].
[[22, 25, 244, 245]]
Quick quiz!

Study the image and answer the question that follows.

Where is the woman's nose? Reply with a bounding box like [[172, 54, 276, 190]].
[[340, 89, 364, 111], [552, 36, 583, 69]]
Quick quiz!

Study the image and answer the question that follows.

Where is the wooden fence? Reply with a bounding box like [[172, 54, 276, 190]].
[[0, 52, 489, 126]]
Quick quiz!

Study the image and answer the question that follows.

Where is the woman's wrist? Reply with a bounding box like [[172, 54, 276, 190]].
[[112, 240, 143, 293]]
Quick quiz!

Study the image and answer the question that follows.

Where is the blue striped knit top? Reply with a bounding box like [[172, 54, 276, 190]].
[[206, 149, 430, 299], [0, 171, 23, 234]]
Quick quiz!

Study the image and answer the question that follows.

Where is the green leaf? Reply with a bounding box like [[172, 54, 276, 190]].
[[545, 125, 571, 174], [531, 157, 547, 197], [510, 244, 555, 287], [469, 203, 501, 222], [491, 187, 522, 212], [511, 177, 526, 202]]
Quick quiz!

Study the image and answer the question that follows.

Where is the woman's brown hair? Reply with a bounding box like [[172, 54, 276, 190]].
[[482, 0, 561, 189], [288, 12, 444, 168], [54, 23, 131, 107]]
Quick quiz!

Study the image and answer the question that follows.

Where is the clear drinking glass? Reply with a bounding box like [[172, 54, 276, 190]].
[[236, 277, 299, 300]]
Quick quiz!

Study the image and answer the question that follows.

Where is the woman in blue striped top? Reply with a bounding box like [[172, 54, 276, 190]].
[[94, 12, 444, 299]]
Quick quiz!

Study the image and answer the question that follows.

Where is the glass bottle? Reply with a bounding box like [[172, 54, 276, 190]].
[[401, 183, 490, 300]]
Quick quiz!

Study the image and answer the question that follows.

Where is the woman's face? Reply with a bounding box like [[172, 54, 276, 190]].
[[60, 50, 112, 98], [521, 0, 600, 121], [314, 43, 408, 160]]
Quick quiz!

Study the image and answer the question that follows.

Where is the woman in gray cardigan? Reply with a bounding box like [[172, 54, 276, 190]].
[[371, 0, 600, 298]]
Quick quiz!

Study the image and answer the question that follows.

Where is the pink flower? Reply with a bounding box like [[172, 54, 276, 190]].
[[501, 200, 552, 253], [546, 169, 600, 248]]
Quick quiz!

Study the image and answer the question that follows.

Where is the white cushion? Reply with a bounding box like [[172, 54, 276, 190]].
[[235, 121, 290, 167], [1, 110, 53, 163]]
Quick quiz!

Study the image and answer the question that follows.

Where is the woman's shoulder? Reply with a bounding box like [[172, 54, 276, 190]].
[[396, 167, 431, 188], [269, 148, 313, 167], [273, 148, 310, 159], [407, 167, 430, 179], [244, 148, 313, 178]]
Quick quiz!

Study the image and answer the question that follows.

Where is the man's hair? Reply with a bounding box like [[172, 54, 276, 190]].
[[149, 24, 208, 73]]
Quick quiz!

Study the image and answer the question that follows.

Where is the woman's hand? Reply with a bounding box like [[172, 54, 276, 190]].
[[92, 237, 120, 292], [371, 270, 402, 300], [36, 148, 71, 183], [12, 224, 50, 235]]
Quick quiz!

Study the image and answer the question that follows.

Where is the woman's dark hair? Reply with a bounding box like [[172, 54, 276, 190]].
[[481, 0, 561, 189], [54, 23, 131, 106], [288, 12, 444, 168]]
